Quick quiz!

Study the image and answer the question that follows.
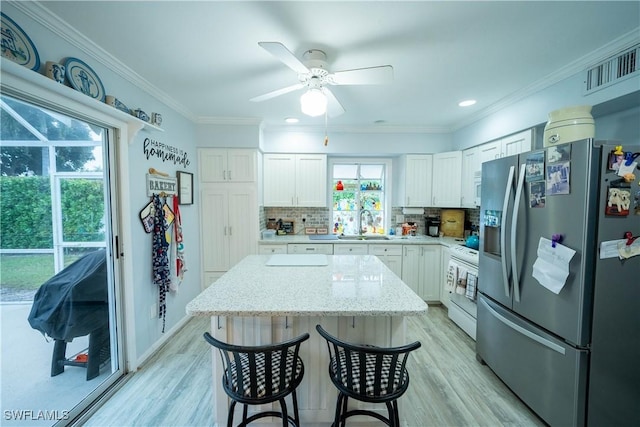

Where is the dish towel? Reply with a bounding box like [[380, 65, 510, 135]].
[[465, 272, 477, 301], [446, 260, 458, 293], [456, 266, 468, 295], [171, 196, 186, 291], [152, 195, 171, 333]]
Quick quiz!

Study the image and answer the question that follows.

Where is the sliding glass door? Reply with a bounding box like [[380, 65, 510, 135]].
[[0, 94, 124, 426]]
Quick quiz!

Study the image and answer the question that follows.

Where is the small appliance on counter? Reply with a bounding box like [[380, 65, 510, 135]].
[[426, 215, 440, 237]]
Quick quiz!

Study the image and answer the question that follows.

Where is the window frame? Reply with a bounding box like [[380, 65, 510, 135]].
[[328, 157, 393, 235]]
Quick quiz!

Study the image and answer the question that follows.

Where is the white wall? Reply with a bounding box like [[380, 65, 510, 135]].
[[260, 128, 453, 154], [2, 4, 202, 365], [452, 68, 640, 149]]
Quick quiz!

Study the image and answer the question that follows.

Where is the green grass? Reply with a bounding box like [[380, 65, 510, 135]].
[[0, 254, 56, 290]]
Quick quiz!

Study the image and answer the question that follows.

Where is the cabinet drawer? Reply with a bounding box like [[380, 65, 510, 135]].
[[287, 244, 334, 255], [258, 244, 287, 254], [334, 244, 368, 255], [369, 244, 402, 256]]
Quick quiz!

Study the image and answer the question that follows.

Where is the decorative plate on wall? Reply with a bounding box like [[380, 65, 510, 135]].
[[64, 57, 106, 101], [1, 12, 40, 71]]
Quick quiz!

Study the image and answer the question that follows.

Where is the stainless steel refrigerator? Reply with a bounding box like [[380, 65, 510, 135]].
[[476, 139, 639, 426]]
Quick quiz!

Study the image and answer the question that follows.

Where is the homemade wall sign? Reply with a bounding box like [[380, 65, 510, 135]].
[[143, 138, 191, 168]]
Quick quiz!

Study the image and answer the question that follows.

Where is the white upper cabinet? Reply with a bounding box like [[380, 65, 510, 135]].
[[479, 129, 533, 164], [461, 146, 480, 208], [398, 154, 433, 207], [263, 154, 327, 207], [199, 148, 257, 182], [431, 151, 462, 207]]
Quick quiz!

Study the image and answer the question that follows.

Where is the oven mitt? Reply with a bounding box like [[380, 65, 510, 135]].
[[139, 201, 154, 233]]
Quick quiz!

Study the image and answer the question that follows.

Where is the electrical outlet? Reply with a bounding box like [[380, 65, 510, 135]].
[[150, 303, 157, 319]]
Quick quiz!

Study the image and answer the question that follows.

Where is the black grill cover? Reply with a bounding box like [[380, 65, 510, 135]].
[[28, 250, 109, 341]]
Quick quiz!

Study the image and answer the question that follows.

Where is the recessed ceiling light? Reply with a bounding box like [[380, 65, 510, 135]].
[[374, 120, 386, 124], [458, 99, 477, 107], [284, 117, 299, 123]]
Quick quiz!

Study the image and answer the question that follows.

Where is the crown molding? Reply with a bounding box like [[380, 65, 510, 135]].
[[195, 116, 263, 126], [263, 124, 451, 134], [15, 1, 197, 121]]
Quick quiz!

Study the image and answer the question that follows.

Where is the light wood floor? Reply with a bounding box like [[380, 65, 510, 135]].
[[84, 305, 545, 426]]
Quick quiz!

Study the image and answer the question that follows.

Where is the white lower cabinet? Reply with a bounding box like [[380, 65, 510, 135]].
[[369, 245, 403, 278], [333, 244, 368, 255], [200, 184, 258, 289], [440, 246, 451, 308], [287, 244, 334, 254], [401, 245, 441, 302], [258, 244, 287, 254]]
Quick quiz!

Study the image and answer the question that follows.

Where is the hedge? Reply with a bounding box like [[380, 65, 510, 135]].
[[0, 176, 104, 249]]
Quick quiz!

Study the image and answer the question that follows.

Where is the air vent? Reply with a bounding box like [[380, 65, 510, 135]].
[[584, 43, 639, 94]]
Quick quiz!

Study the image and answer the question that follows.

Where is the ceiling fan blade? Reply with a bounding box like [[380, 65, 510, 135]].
[[322, 87, 345, 117], [332, 65, 393, 85], [258, 42, 309, 74], [250, 83, 305, 102]]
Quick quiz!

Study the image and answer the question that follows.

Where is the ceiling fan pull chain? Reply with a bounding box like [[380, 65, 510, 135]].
[[324, 111, 329, 146]]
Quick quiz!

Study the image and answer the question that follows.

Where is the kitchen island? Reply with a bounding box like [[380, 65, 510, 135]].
[[186, 254, 428, 426]]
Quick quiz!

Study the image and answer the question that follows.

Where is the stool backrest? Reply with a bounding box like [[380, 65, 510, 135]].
[[315, 324, 421, 398], [204, 332, 309, 401]]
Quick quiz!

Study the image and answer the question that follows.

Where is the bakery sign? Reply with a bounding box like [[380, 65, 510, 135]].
[[146, 174, 177, 197]]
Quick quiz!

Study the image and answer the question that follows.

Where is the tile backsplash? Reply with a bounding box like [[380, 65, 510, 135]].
[[262, 206, 479, 235]]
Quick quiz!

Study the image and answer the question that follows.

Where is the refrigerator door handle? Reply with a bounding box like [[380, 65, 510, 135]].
[[500, 165, 516, 298], [511, 164, 527, 303], [480, 297, 566, 355]]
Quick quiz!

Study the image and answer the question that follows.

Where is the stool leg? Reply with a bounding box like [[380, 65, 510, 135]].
[[242, 403, 248, 425], [340, 394, 349, 427], [227, 400, 237, 427], [291, 389, 300, 426], [279, 398, 288, 427], [51, 339, 66, 377]]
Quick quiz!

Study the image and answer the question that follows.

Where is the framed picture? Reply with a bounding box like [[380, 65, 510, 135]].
[[177, 171, 193, 205]]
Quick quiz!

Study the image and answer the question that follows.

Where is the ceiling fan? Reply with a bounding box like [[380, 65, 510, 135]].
[[250, 42, 393, 117]]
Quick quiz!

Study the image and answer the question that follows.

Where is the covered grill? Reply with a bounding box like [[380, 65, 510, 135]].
[[28, 249, 110, 380]]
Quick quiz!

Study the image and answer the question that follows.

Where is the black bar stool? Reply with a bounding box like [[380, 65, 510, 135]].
[[204, 332, 310, 427], [316, 324, 421, 427]]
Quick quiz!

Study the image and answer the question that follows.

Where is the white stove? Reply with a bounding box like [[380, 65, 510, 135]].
[[447, 243, 479, 340], [449, 244, 479, 265]]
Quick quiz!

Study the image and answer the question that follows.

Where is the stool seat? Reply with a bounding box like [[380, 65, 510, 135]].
[[316, 325, 420, 427], [204, 332, 309, 427]]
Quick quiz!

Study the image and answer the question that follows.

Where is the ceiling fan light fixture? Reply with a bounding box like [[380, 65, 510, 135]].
[[300, 88, 327, 117], [458, 99, 477, 107]]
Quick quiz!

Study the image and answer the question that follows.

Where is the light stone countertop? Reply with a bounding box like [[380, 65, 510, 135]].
[[259, 234, 465, 246], [186, 254, 428, 317]]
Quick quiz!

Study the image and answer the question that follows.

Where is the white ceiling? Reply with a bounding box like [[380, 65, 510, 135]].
[[37, 1, 640, 132]]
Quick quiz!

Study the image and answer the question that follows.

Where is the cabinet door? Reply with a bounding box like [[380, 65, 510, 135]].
[[334, 244, 368, 255], [440, 246, 451, 307], [227, 186, 257, 266], [432, 151, 462, 207], [227, 149, 257, 182], [258, 244, 287, 254], [502, 129, 532, 157], [263, 154, 296, 206], [461, 147, 480, 208], [404, 155, 433, 207], [295, 154, 327, 207], [199, 149, 227, 182], [401, 245, 422, 296], [479, 140, 502, 164], [384, 256, 403, 278], [287, 244, 334, 254], [201, 186, 229, 271], [420, 245, 441, 302]]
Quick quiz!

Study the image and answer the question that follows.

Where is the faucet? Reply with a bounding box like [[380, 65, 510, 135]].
[[360, 209, 374, 234]]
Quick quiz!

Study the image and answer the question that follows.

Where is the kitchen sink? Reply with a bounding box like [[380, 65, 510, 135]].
[[337, 235, 390, 241]]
